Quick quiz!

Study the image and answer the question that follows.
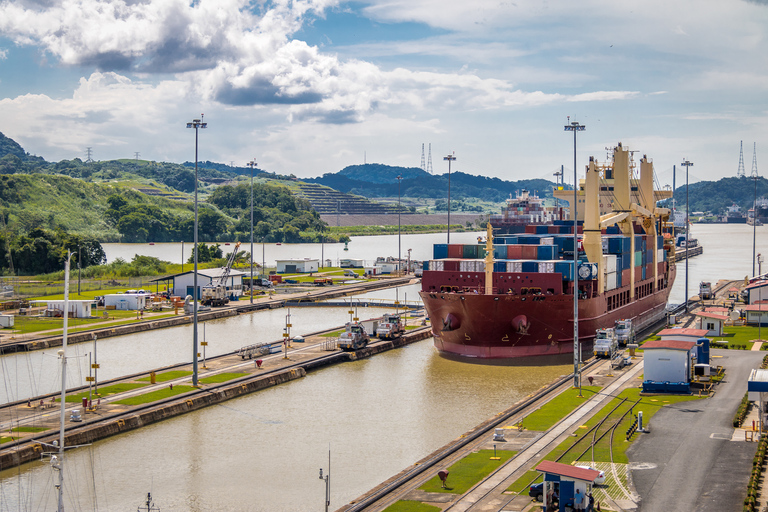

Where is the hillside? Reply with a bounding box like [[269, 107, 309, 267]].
[[305, 163, 559, 202], [668, 176, 768, 214]]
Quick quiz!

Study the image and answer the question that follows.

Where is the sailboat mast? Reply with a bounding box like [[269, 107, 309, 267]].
[[58, 253, 72, 512]]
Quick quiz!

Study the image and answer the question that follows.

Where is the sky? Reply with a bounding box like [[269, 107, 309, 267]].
[[0, 0, 766, 187]]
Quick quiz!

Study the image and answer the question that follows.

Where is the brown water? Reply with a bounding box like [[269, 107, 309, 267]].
[[0, 339, 568, 511]]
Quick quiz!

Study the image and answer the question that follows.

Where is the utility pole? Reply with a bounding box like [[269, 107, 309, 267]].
[[565, 118, 585, 392], [247, 160, 258, 304], [681, 159, 694, 313], [443, 153, 456, 243]]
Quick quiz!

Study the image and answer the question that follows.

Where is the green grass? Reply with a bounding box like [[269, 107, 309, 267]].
[[507, 470, 543, 494], [9, 310, 179, 336], [113, 385, 196, 406], [8, 426, 48, 433], [60, 383, 148, 402], [0, 436, 18, 444], [198, 372, 247, 384], [321, 329, 346, 337], [137, 370, 193, 382], [419, 449, 515, 494], [382, 501, 442, 512], [521, 386, 601, 431]]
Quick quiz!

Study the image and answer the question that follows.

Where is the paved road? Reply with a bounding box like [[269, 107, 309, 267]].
[[627, 349, 763, 512]]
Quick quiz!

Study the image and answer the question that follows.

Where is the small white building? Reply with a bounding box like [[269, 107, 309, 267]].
[[642, 338, 697, 383], [695, 312, 727, 336], [276, 259, 319, 274], [168, 268, 245, 299], [340, 258, 365, 268], [377, 261, 400, 274], [744, 280, 768, 305], [744, 305, 768, 327], [104, 294, 148, 311], [46, 300, 93, 318]]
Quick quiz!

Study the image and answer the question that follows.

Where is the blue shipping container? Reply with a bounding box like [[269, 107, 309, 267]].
[[493, 245, 507, 259], [537, 245, 557, 260], [521, 261, 539, 273], [433, 244, 448, 260], [494, 261, 507, 272], [554, 261, 574, 281]]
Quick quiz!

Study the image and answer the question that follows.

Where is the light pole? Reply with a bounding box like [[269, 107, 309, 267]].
[[186, 115, 207, 386], [681, 159, 693, 313], [754, 172, 758, 277], [397, 175, 402, 274], [247, 159, 257, 304], [319, 446, 331, 512], [553, 166, 563, 216], [565, 119, 585, 392], [443, 153, 456, 243]]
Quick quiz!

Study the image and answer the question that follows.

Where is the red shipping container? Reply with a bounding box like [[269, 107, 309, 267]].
[[525, 225, 536, 233], [447, 244, 463, 258], [522, 246, 538, 259], [622, 268, 630, 285], [443, 259, 460, 271], [634, 267, 642, 282], [548, 226, 559, 234], [507, 245, 523, 259]]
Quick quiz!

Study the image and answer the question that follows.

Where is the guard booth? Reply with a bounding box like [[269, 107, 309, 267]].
[[535, 460, 600, 512], [748, 369, 768, 432]]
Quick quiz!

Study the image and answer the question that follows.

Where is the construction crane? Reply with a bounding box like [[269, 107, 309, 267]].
[[201, 242, 241, 306]]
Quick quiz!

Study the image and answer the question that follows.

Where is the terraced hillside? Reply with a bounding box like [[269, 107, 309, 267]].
[[292, 182, 401, 215]]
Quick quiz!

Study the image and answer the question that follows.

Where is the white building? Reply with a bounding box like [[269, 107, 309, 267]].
[[744, 280, 768, 305], [656, 328, 709, 343], [744, 305, 768, 327], [377, 261, 400, 274], [168, 268, 245, 299], [340, 258, 365, 268], [276, 259, 319, 273], [46, 300, 93, 318], [695, 312, 727, 336], [104, 294, 148, 311], [642, 339, 697, 383]]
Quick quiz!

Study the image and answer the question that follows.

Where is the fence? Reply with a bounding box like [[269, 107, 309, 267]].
[[0, 276, 163, 299]]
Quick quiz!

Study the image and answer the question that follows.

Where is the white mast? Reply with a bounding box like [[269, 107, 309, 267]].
[[57, 253, 72, 511]]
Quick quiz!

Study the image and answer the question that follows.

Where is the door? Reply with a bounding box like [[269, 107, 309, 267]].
[[559, 480, 574, 512]]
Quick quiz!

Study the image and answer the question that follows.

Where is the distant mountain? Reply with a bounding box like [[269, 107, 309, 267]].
[[306, 163, 559, 202], [669, 176, 768, 214]]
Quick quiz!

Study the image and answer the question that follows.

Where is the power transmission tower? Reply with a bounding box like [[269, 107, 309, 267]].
[[738, 141, 746, 178], [752, 142, 759, 177], [134, 152, 140, 162], [420, 144, 426, 171], [85, 147, 94, 163], [427, 143, 433, 173]]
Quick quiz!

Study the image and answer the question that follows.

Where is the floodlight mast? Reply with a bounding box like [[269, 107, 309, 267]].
[[186, 115, 207, 386]]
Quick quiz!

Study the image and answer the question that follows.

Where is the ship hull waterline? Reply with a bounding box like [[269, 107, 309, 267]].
[[419, 268, 675, 366]]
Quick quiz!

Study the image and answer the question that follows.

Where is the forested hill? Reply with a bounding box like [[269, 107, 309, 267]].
[[670, 176, 768, 214], [305, 163, 559, 201]]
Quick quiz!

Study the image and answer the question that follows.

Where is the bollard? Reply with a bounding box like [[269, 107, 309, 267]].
[[82, 397, 87, 409], [169, 383, 173, 390], [256, 359, 263, 369], [150, 371, 156, 384]]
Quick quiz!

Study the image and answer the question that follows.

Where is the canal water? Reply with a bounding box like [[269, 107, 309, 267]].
[[0, 339, 569, 512]]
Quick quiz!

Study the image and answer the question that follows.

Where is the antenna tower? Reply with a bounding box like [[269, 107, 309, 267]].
[[420, 144, 426, 171], [85, 147, 94, 163], [427, 143, 433, 173], [752, 142, 759, 177], [134, 152, 140, 162], [738, 141, 746, 178]]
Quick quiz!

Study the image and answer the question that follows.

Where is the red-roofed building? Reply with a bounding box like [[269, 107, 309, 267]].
[[656, 328, 709, 342], [744, 280, 768, 305], [535, 460, 600, 511], [642, 339, 697, 393], [744, 304, 768, 326], [695, 311, 727, 336]]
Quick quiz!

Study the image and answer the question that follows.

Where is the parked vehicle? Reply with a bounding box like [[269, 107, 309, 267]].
[[699, 281, 713, 300], [614, 319, 635, 347], [377, 313, 404, 340], [575, 465, 606, 485], [338, 323, 370, 351], [594, 328, 618, 359], [528, 482, 543, 501]]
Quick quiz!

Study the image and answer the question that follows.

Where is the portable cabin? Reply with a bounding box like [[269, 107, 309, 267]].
[[694, 312, 727, 336], [46, 300, 93, 318], [641, 338, 697, 394], [104, 294, 147, 311], [340, 258, 365, 268], [656, 328, 709, 343], [535, 460, 600, 512]]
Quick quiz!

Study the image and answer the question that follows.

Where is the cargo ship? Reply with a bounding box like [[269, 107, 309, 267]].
[[419, 143, 676, 365], [489, 189, 565, 234]]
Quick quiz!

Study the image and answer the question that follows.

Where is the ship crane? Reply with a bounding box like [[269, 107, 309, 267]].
[[201, 241, 241, 306]]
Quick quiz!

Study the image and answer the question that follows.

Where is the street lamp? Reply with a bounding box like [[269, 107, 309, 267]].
[[754, 172, 759, 277], [397, 175, 403, 274], [681, 159, 693, 313], [564, 118, 585, 392], [553, 166, 563, 215], [247, 159, 257, 304], [186, 115, 207, 387], [319, 446, 331, 512], [443, 153, 456, 243]]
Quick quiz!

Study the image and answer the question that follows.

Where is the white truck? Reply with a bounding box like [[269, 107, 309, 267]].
[[377, 313, 404, 340], [338, 323, 370, 351], [594, 328, 618, 359], [614, 319, 635, 347]]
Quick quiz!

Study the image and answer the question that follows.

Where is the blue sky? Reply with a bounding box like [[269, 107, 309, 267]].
[[0, 0, 766, 186]]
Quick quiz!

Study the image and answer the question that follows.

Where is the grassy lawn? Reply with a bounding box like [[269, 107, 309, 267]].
[[0, 436, 18, 444], [419, 449, 515, 494], [137, 370, 193, 382], [113, 385, 196, 406], [9, 310, 178, 336], [382, 501, 442, 512], [645, 325, 764, 350], [199, 372, 247, 384], [8, 426, 48, 433], [521, 386, 601, 431], [61, 383, 148, 402], [507, 387, 703, 494]]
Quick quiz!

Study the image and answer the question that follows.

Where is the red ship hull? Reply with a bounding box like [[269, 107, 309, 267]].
[[419, 265, 676, 365]]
